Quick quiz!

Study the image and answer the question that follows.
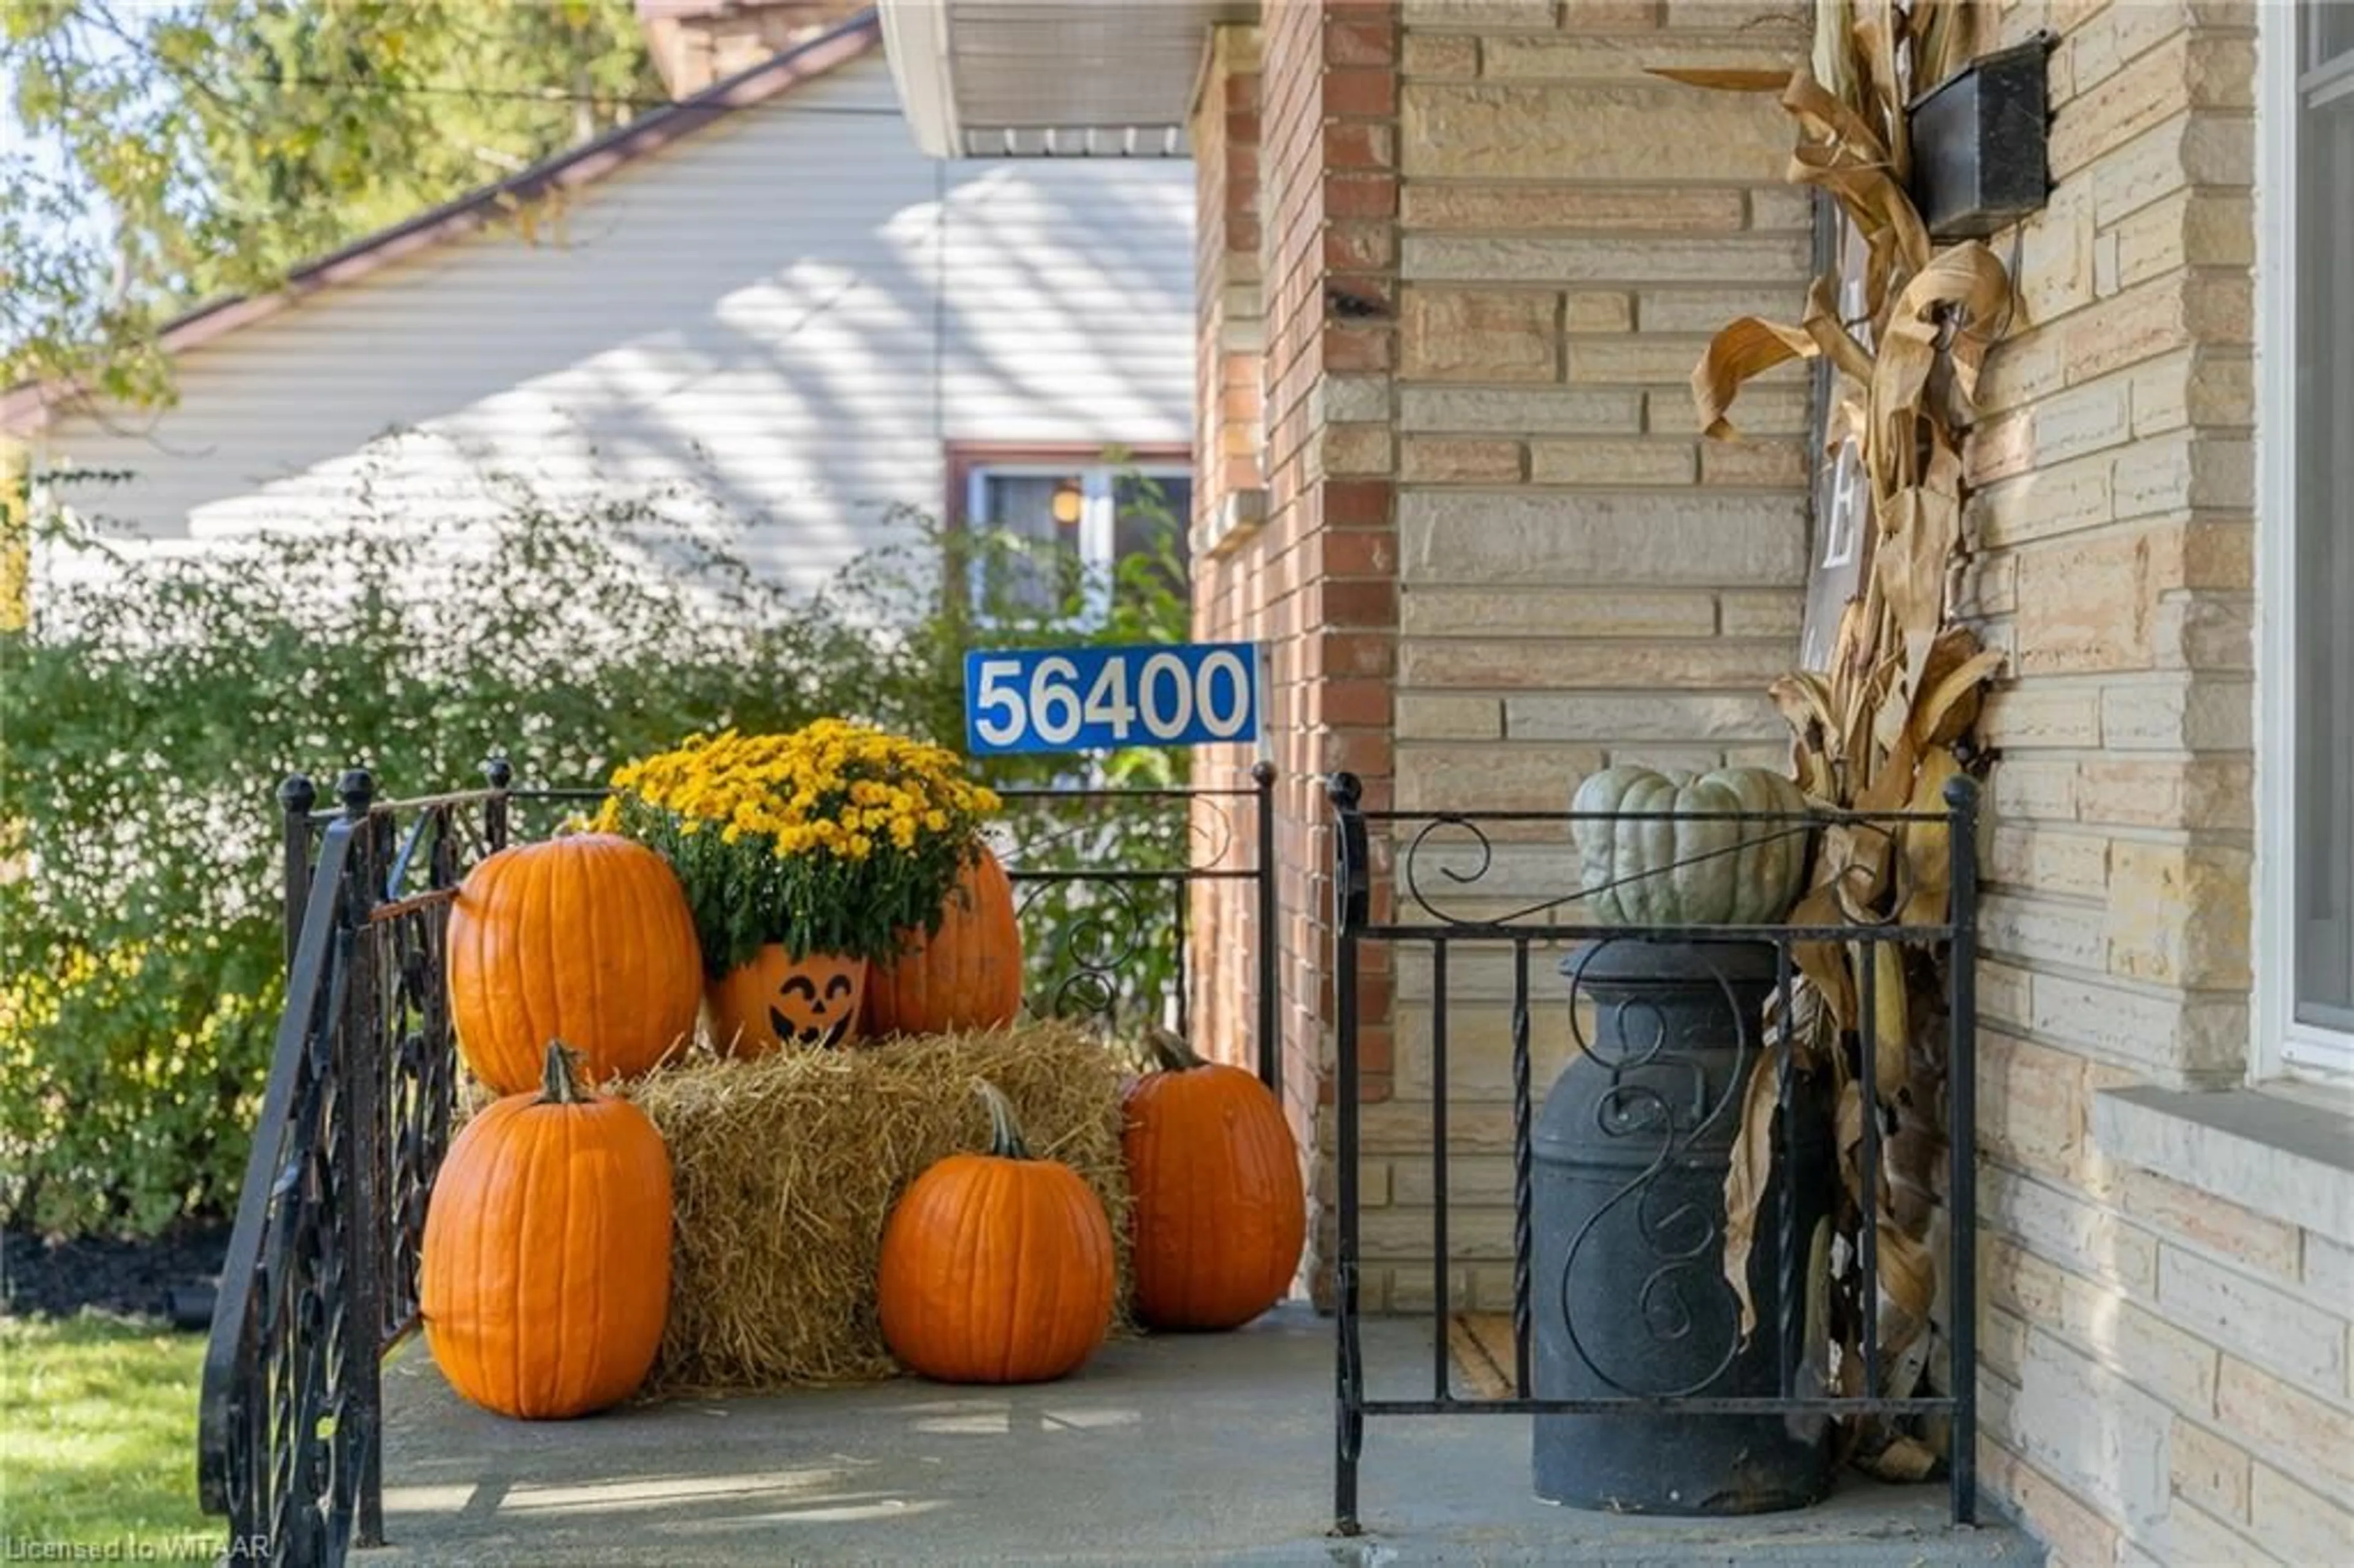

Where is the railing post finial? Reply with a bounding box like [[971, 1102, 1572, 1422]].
[[484, 755, 514, 791], [337, 768, 376, 819], [1327, 772, 1370, 930], [279, 772, 317, 817]]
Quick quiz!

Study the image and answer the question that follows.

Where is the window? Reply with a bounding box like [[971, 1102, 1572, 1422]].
[[2260, 1, 2354, 1080], [955, 451, 1192, 626]]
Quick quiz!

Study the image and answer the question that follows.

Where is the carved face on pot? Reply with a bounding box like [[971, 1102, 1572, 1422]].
[[707, 950, 869, 1059], [769, 969, 857, 1049]]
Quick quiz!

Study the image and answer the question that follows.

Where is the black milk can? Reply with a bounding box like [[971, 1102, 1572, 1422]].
[[1531, 937, 1836, 1515]]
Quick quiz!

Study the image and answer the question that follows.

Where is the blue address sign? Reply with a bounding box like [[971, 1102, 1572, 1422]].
[[964, 642, 1261, 755]]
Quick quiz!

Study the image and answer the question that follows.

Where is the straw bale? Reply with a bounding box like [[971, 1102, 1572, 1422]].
[[619, 1020, 1133, 1395]]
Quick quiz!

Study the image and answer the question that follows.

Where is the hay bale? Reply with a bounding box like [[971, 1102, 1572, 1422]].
[[621, 1020, 1133, 1396]]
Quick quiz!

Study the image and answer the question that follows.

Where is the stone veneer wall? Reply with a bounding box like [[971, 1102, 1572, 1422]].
[[1184, 2, 2352, 1561], [1189, 0, 1820, 1311], [1962, 2, 2353, 1563], [1368, 0, 1818, 1311]]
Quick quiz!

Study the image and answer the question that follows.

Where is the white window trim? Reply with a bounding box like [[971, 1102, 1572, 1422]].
[[963, 459, 1192, 631], [2253, 0, 2354, 1086]]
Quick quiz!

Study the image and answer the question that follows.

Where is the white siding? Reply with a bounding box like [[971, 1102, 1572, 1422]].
[[29, 54, 1192, 594]]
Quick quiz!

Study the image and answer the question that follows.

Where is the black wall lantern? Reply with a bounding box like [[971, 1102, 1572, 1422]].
[[1905, 32, 2057, 242]]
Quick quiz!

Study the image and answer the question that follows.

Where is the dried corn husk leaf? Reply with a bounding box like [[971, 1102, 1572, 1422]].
[[1691, 276, 1874, 440], [1835, 1075, 1867, 1177], [1693, 316, 1819, 439], [1813, 0, 1857, 104], [1914, 0, 1984, 89], [1868, 939, 1908, 1098], [1663, 0, 2006, 1480], [1897, 745, 1963, 927], [1645, 65, 1796, 93], [1914, 645, 2004, 748], [1770, 669, 1838, 749], [1791, 887, 1857, 1026], [1721, 1049, 1783, 1341], [1874, 245, 2013, 422], [1873, 485, 1962, 668], [1857, 1431, 1941, 1482]]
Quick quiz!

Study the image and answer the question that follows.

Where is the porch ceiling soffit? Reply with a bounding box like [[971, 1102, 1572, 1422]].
[[878, 0, 1252, 159]]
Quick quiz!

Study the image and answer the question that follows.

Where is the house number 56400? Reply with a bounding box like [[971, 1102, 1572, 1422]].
[[963, 643, 1262, 755]]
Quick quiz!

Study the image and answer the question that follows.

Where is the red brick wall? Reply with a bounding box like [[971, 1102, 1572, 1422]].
[[1186, 28, 1262, 1084], [1189, 2, 1404, 1305]]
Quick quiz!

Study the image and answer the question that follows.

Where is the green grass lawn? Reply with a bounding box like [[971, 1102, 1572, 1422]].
[[0, 1311, 223, 1551]]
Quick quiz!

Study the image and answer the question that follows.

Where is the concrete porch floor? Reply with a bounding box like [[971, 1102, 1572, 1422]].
[[362, 1306, 2042, 1567]]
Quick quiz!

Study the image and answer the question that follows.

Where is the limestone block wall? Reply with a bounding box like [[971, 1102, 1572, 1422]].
[[1959, 3, 2354, 1562], [1366, 0, 1818, 1311]]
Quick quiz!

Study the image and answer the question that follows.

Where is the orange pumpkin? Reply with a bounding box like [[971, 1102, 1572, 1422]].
[[863, 844, 1023, 1037], [1124, 1024, 1305, 1331], [446, 834, 701, 1093], [706, 946, 867, 1056], [421, 1041, 672, 1419], [878, 1081, 1114, 1383]]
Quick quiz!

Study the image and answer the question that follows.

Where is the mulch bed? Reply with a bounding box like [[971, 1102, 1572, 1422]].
[[2, 1219, 232, 1326]]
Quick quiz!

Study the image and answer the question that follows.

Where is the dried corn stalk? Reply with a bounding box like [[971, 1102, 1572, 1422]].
[[1653, 0, 2009, 1483]]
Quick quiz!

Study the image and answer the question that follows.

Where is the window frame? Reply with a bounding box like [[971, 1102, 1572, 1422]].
[[2255, 0, 2354, 1084], [944, 443, 1192, 630]]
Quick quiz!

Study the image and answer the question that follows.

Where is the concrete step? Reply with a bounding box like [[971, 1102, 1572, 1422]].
[[359, 1305, 2041, 1567]]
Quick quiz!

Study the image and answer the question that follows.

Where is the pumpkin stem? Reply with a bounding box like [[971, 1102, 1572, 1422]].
[[1143, 1021, 1206, 1074], [972, 1078, 1032, 1160], [540, 1040, 592, 1105]]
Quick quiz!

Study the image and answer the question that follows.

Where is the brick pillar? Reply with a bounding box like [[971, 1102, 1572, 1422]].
[[1186, 26, 1267, 1081], [1186, 1, 1404, 1307]]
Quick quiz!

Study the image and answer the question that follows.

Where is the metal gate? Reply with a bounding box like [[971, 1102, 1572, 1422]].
[[1324, 767, 1983, 1532]]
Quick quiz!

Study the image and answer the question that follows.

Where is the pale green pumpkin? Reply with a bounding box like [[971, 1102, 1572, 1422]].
[[1571, 764, 1813, 926]]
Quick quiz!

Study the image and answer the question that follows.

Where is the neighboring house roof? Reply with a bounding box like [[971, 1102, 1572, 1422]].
[[2, 8, 882, 431]]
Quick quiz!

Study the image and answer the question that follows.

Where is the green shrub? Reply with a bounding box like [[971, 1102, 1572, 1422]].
[[0, 436, 1191, 1237]]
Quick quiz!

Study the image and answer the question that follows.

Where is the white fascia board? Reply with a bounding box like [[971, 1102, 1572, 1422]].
[[877, 0, 962, 159]]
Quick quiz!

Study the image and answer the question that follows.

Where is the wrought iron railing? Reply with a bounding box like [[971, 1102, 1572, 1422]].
[[198, 759, 1279, 1564], [197, 767, 496, 1564], [1324, 769, 1982, 1534]]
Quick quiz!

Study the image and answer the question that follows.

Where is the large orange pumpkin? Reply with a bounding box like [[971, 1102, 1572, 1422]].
[[447, 833, 702, 1093], [1124, 1024, 1305, 1331], [878, 1081, 1114, 1383], [863, 844, 1023, 1037], [421, 1041, 672, 1419]]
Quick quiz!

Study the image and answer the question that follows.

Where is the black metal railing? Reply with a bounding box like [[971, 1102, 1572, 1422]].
[[1325, 769, 1981, 1534], [197, 767, 500, 1565], [199, 758, 1279, 1564]]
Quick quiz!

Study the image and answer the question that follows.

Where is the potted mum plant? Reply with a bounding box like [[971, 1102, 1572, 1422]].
[[596, 720, 1002, 1056]]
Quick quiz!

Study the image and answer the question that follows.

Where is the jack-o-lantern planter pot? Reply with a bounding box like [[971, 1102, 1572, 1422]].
[[707, 946, 867, 1056], [589, 721, 1008, 1059]]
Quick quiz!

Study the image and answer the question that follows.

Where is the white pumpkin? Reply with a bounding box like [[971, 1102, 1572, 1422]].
[[1571, 764, 1813, 926]]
